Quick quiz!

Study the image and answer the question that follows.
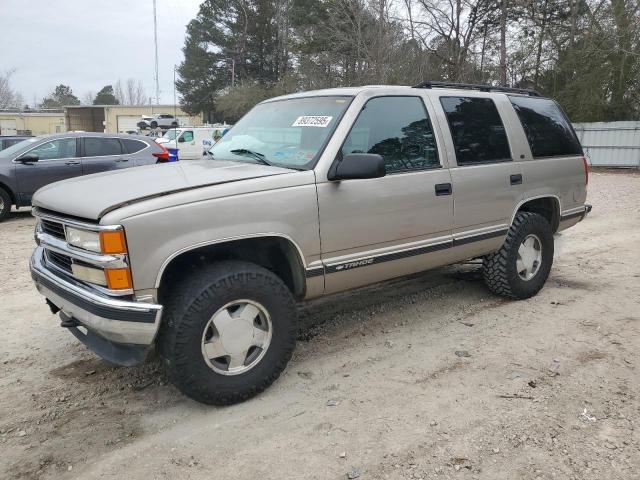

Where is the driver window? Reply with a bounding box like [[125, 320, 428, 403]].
[[341, 96, 440, 173], [181, 131, 194, 142], [28, 138, 76, 160]]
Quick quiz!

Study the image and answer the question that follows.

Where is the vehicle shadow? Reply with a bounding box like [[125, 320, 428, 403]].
[[5, 208, 34, 224], [297, 262, 483, 341]]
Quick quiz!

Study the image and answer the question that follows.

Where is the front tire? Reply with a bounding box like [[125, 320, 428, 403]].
[[0, 188, 12, 222], [158, 261, 297, 405], [482, 212, 554, 299]]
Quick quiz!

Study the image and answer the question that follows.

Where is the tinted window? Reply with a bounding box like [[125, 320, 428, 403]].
[[29, 138, 77, 160], [84, 137, 123, 157], [509, 96, 582, 157], [122, 138, 147, 153], [342, 96, 439, 173], [440, 97, 511, 165], [181, 131, 194, 142]]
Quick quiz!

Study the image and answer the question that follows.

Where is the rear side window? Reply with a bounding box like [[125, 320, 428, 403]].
[[509, 96, 582, 157], [84, 137, 123, 157], [122, 138, 148, 153], [342, 96, 440, 173], [440, 96, 511, 165]]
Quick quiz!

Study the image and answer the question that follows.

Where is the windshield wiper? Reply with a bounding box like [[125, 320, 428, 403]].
[[230, 149, 274, 166]]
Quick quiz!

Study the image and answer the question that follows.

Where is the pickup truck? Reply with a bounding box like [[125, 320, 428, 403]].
[[30, 82, 589, 405]]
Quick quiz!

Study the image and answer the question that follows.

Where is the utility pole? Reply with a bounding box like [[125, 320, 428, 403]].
[[153, 0, 160, 104]]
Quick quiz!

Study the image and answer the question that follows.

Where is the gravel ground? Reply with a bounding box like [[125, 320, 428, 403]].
[[0, 170, 638, 480]]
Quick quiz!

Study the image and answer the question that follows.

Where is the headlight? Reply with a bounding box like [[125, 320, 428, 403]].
[[66, 227, 101, 253], [66, 227, 127, 255]]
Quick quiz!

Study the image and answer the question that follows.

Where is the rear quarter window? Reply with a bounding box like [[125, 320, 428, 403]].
[[509, 96, 582, 157], [122, 138, 148, 154]]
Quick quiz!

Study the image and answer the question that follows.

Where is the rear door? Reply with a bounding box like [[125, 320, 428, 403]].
[[81, 137, 130, 174], [432, 93, 526, 256], [14, 137, 82, 204]]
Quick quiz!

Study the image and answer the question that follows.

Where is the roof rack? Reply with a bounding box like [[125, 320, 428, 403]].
[[412, 80, 540, 97]]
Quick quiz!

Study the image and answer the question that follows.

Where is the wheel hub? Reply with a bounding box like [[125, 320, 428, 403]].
[[201, 300, 272, 375], [516, 234, 542, 281]]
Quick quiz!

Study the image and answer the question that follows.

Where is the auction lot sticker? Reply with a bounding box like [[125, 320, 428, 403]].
[[292, 116, 333, 127]]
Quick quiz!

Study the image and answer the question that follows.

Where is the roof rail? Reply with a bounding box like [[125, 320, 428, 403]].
[[412, 80, 540, 97]]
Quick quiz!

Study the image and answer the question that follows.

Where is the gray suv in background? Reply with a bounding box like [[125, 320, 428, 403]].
[[0, 132, 170, 220]]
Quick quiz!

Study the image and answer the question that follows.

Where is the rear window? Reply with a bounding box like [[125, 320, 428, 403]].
[[84, 137, 124, 157], [440, 96, 511, 165], [509, 96, 582, 157], [122, 138, 148, 153]]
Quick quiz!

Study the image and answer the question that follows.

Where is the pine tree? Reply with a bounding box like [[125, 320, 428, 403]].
[[93, 85, 119, 105]]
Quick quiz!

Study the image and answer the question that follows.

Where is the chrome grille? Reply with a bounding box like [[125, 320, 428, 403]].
[[41, 219, 65, 240], [46, 250, 73, 274]]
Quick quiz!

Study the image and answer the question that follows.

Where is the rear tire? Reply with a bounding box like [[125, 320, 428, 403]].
[[150, 121, 158, 129], [482, 212, 554, 299], [0, 188, 12, 222], [158, 260, 297, 405]]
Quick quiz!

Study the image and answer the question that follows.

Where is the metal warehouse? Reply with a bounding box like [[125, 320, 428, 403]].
[[64, 105, 203, 133]]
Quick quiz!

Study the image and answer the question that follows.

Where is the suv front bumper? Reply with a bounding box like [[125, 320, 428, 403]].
[[30, 247, 163, 365]]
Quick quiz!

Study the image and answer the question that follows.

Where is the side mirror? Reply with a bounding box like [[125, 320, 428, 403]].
[[178, 136, 186, 143], [329, 153, 386, 181], [17, 153, 39, 163]]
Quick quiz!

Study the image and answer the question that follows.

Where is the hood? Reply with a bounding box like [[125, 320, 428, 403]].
[[32, 160, 293, 220]]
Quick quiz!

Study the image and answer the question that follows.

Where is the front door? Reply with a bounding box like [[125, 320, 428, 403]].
[[14, 137, 82, 205], [177, 130, 196, 159], [316, 95, 454, 293]]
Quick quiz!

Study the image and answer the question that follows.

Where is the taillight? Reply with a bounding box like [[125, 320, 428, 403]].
[[582, 155, 589, 186], [153, 144, 170, 162]]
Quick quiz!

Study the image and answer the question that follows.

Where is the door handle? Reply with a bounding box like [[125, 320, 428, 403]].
[[435, 183, 452, 196], [510, 174, 523, 185], [114, 158, 130, 163], [65, 160, 80, 165]]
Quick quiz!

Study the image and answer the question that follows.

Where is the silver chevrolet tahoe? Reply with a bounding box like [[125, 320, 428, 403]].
[[30, 82, 590, 405]]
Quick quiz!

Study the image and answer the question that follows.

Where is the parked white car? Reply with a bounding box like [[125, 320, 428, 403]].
[[137, 114, 179, 130], [156, 126, 230, 159]]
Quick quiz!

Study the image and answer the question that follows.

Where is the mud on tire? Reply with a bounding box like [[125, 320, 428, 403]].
[[157, 260, 297, 405], [482, 212, 554, 300]]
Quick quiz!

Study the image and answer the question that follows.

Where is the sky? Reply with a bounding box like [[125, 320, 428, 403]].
[[1, 0, 202, 106]]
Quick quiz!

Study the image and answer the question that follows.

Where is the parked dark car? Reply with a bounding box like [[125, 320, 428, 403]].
[[0, 135, 32, 151], [0, 132, 170, 220]]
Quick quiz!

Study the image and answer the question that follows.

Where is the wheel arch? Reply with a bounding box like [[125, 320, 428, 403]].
[[156, 234, 307, 301], [511, 195, 561, 232], [0, 180, 17, 206]]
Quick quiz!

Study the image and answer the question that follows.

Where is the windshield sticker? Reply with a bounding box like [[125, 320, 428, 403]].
[[292, 116, 333, 128]]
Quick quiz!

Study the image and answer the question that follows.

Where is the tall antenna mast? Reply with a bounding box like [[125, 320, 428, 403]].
[[153, 0, 160, 105]]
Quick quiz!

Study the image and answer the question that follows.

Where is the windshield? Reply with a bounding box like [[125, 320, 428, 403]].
[[162, 129, 182, 141], [0, 137, 39, 159], [208, 96, 352, 169]]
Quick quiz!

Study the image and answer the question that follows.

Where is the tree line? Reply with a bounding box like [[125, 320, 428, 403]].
[[177, 0, 640, 123], [0, 73, 150, 110]]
